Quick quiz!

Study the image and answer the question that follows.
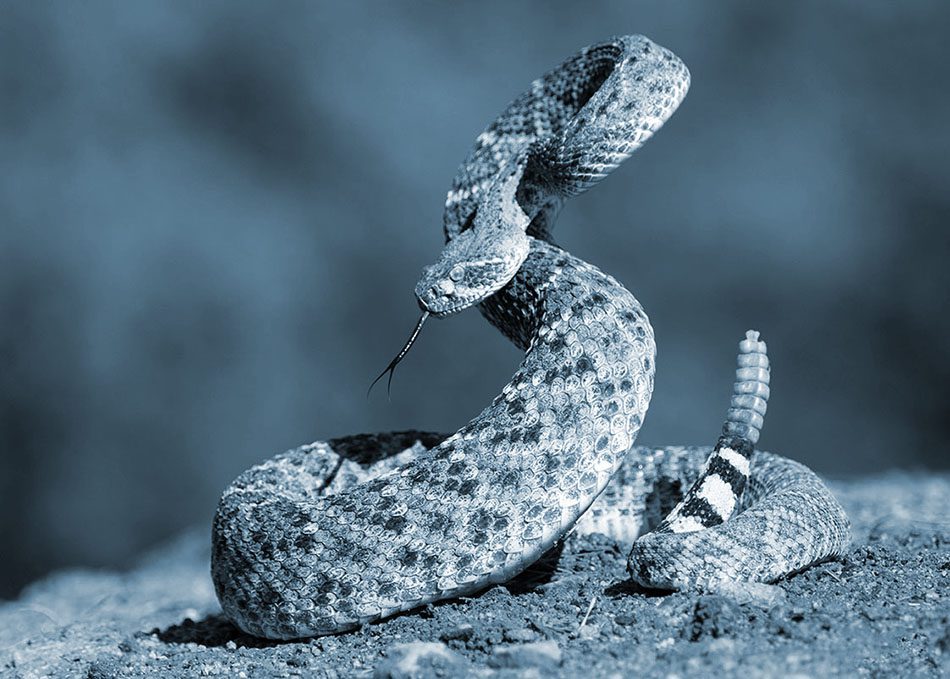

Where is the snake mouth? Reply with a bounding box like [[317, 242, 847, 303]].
[[414, 254, 524, 318], [415, 294, 476, 318], [415, 273, 495, 317]]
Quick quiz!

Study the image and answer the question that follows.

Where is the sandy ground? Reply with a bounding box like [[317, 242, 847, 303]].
[[1, 473, 947, 678]]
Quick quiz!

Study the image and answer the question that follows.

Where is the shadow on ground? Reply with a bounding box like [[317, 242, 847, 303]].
[[1, 474, 947, 677]]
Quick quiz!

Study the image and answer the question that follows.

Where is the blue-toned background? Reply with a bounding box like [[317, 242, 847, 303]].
[[2, 1, 947, 597]]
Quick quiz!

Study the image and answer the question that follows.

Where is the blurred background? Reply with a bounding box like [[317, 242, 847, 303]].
[[1, 1, 947, 598]]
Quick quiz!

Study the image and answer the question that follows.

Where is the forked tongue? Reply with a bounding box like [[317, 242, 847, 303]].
[[367, 312, 430, 397]]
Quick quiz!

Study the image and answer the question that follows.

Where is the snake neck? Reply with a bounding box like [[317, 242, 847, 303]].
[[476, 237, 555, 351], [443, 35, 689, 253], [479, 237, 654, 375], [442, 41, 624, 243]]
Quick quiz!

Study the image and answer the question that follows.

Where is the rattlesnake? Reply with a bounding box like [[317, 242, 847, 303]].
[[212, 35, 851, 640]]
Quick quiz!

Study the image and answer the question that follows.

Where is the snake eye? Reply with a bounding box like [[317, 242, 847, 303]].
[[448, 265, 465, 281]]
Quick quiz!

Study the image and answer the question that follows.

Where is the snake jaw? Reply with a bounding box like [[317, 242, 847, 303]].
[[414, 225, 530, 317]]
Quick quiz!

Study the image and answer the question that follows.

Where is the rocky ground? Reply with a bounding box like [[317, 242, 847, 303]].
[[1, 473, 948, 678]]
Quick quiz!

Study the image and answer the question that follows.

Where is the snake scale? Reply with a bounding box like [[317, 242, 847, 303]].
[[212, 35, 852, 640]]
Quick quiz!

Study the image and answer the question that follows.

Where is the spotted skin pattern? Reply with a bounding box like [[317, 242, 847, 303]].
[[212, 35, 851, 640]]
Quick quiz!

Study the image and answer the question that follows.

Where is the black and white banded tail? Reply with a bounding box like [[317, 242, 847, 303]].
[[656, 330, 770, 534]]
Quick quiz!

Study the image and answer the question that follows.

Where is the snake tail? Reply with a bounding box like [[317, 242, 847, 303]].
[[627, 332, 849, 589], [654, 330, 770, 534]]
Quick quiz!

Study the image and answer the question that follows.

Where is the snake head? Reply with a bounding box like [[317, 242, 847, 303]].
[[417, 162, 533, 317], [415, 224, 530, 317]]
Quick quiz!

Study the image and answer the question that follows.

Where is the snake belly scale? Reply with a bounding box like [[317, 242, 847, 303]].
[[212, 35, 851, 640]]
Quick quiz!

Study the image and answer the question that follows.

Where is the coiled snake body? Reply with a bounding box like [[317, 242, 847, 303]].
[[212, 35, 851, 640]]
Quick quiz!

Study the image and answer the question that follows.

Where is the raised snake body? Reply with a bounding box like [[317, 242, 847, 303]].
[[212, 35, 852, 640]]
